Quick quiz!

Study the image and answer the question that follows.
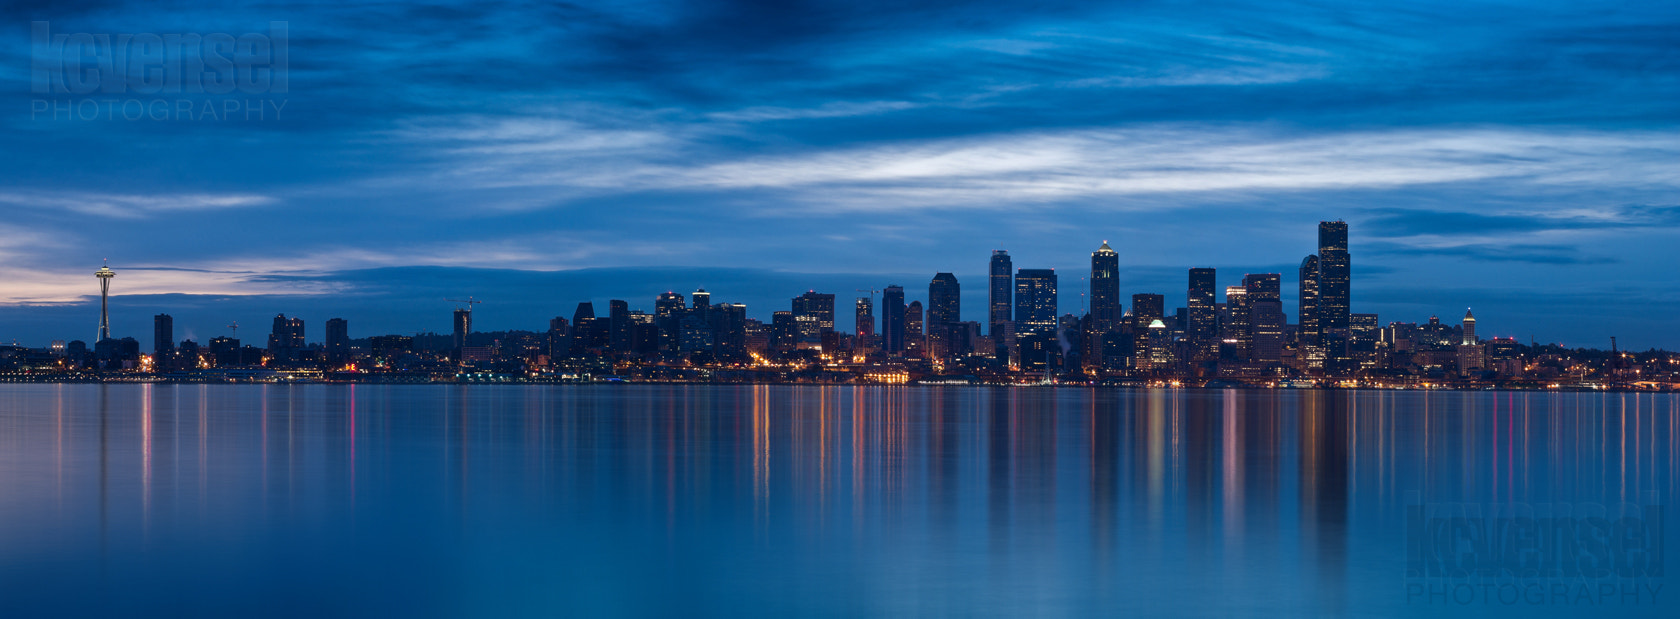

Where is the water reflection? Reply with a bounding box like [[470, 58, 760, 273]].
[[0, 385, 1672, 617]]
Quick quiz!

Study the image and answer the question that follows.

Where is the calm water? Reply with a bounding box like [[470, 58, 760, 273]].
[[0, 385, 1673, 617]]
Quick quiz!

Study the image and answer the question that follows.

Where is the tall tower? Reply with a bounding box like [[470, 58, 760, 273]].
[[1089, 241, 1120, 330], [988, 251, 1012, 336], [1298, 254, 1321, 346], [882, 285, 906, 354], [1013, 268, 1058, 336], [1462, 309, 1476, 345], [928, 273, 960, 326], [1186, 268, 1217, 361], [95, 261, 115, 341], [1317, 220, 1352, 374]]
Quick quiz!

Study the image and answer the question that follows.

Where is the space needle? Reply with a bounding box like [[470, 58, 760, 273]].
[[95, 260, 115, 341]]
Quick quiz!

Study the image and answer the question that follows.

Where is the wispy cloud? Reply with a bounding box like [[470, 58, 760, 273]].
[[0, 190, 275, 219]]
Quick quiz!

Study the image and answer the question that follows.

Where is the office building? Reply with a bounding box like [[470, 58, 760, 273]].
[[929, 273, 960, 326], [1013, 268, 1058, 335], [792, 291, 836, 333], [325, 318, 348, 365], [1186, 268, 1217, 362], [1090, 242, 1121, 330], [882, 285, 906, 354], [989, 250, 1012, 337], [1298, 254, 1320, 346]]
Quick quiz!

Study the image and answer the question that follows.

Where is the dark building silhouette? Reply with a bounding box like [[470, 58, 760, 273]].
[[855, 297, 874, 340], [1244, 273, 1283, 365], [1318, 221, 1352, 373], [1130, 293, 1164, 366], [713, 303, 747, 361], [906, 300, 924, 337], [691, 289, 712, 324], [153, 314, 173, 358], [452, 308, 472, 357], [1224, 285, 1250, 362], [609, 299, 632, 352], [928, 273, 960, 325], [209, 336, 241, 367], [1186, 268, 1217, 361], [268, 314, 304, 360], [882, 285, 906, 354], [1014, 268, 1058, 336], [770, 311, 796, 352], [1090, 242, 1121, 330], [655, 292, 685, 352], [989, 250, 1012, 337], [1298, 254, 1321, 347], [325, 318, 348, 366], [791, 291, 836, 333]]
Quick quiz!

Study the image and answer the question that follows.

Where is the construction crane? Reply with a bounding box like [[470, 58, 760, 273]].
[[227, 321, 239, 338], [446, 296, 483, 311]]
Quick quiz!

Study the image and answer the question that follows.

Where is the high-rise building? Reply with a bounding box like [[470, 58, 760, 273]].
[[882, 286, 906, 354], [1014, 269, 1058, 335], [1090, 242, 1121, 330], [268, 314, 305, 359], [153, 314, 173, 358], [1318, 221, 1352, 373], [1245, 274, 1283, 362], [1186, 268, 1217, 361], [1461, 308, 1476, 344], [609, 299, 632, 352], [855, 297, 874, 339], [453, 308, 472, 355], [1245, 273, 1284, 365], [714, 303, 748, 361], [791, 291, 836, 332], [1130, 293, 1164, 366], [1224, 285, 1250, 361], [906, 301, 924, 337], [655, 292, 685, 352], [928, 273, 960, 326], [989, 251, 1012, 337], [1298, 254, 1321, 346], [770, 311, 796, 352], [325, 318, 348, 366]]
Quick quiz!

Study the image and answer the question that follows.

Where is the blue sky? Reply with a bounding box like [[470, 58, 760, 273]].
[[1, 0, 1677, 348]]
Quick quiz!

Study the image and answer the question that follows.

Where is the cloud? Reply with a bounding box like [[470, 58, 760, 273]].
[[0, 190, 274, 219]]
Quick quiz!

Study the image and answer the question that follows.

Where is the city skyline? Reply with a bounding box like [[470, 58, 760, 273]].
[[3, 2, 1678, 351], [20, 220, 1667, 357], [0, 227, 1669, 353]]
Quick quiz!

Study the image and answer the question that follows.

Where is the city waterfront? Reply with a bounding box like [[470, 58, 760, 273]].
[[0, 385, 1672, 617]]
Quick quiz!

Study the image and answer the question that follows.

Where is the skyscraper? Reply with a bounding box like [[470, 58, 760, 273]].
[[1245, 273, 1284, 365], [609, 299, 632, 352], [1130, 293, 1164, 366], [655, 292, 685, 352], [453, 308, 472, 356], [928, 273, 960, 326], [153, 313, 173, 358], [882, 285, 906, 353], [989, 251, 1012, 337], [791, 291, 836, 332], [1186, 268, 1217, 361], [1090, 242, 1120, 329], [325, 318, 348, 365], [855, 297, 874, 339], [1298, 254, 1321, 346], [906, 301, 924, 337], [1461, 308, 1476, 345], [269, 314, 305, 358], [1014, 268, 1057, 335], [1224, 285, 1250, 361], [1318, 221, 1351, 373]]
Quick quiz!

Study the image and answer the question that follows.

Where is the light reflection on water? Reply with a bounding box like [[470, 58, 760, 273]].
[[0, 385, 1673, 617]]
